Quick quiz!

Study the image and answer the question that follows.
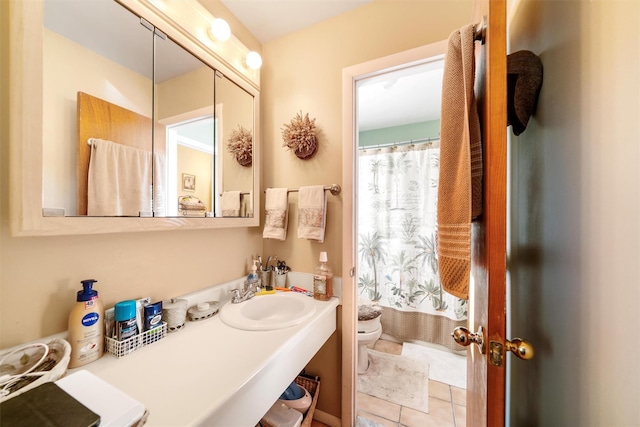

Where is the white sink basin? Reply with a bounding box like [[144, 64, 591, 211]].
[[219, 291, 316, 331]]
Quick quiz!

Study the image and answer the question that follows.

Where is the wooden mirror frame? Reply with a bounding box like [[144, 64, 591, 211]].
[[9, 0, 260, 236]]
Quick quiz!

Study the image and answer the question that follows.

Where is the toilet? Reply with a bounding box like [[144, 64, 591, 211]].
[[357, 305, 383, 374]]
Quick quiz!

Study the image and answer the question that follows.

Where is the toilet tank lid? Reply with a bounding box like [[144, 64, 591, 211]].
[[358, 305, 382, 321]]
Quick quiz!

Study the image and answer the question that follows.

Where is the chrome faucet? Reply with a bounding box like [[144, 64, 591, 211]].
[[229, 280, 258, 304]]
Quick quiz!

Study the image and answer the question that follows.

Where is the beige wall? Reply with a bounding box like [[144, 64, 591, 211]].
[[177, 145, 213, 209], [156, 66, 215, 120], [508, 0, 639, 425], [261, 0, 473, 417]]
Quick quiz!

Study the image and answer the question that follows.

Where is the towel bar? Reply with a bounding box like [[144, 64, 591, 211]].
[[264, 184, 341, 196]]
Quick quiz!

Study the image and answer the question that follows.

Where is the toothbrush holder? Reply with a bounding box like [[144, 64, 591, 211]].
[[274, 271, 288, 289], [260, 270, 271, 290]]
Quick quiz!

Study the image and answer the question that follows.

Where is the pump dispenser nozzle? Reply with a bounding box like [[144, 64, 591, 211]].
[[78, 279, 98, 302]]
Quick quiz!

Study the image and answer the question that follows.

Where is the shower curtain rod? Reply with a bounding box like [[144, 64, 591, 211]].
[[358, 136, 439, 150]]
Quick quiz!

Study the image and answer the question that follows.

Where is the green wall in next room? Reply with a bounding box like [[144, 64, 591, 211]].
[[358, 120, 440, 147]]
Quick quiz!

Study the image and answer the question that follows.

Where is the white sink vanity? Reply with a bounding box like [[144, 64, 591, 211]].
[[69, 279, 339, 426]]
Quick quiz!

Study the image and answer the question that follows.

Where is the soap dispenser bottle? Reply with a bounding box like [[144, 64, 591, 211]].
[[313, 252, 333, 301], [68, 279, 104, 368], [247, 260, 262, 291]]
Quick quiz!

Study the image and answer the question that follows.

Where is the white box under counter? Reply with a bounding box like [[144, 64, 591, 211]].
[[68, 280, 340, 426]]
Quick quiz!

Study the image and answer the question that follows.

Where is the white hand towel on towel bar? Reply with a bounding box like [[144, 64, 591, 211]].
[[87, 138, 152, 216], [263, 188, 289, 240], [222, 191, 241, 217], [298, 185, 326, 242]]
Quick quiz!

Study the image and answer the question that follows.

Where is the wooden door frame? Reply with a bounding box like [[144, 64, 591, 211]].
[[341, 41, 448, 426]]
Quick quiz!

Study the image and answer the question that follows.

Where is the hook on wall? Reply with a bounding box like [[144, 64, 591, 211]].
[[474, 16, 487, 44]]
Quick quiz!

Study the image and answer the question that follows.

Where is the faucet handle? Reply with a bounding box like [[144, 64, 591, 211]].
[[244, 280, 258, 292], [229, 289, 241, 302]]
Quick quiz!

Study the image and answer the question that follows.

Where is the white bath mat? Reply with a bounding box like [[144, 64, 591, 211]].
[[401, 342, 467, 389], [356, 415, 386, 427], [357, 349, 429, 413]]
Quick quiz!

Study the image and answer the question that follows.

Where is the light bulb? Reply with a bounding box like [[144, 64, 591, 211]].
[[245, 51, 262, 70], [209, 18, 231, 41]]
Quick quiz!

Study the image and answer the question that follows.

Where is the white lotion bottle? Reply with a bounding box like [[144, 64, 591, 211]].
[[68, 279, 104, 368]]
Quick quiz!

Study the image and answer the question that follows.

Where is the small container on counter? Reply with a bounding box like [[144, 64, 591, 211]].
[[114, 300, 139, 341], [162, 298, 188, 332], [143, 301, 163, 331], [187, 301, 219, 321]]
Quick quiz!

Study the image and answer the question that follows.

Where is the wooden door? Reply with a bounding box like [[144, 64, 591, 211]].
[[467, 0, 507, 426]]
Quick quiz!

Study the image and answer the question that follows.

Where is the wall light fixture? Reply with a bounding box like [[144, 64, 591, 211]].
[[245, 51, 262, 70], [208, 18, 231, 41]]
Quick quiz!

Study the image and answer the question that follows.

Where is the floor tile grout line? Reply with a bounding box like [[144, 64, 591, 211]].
[[450, 385, 458, 427]]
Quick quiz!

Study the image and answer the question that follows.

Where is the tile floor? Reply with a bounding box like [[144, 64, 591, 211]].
[[311, 339, 466, 427]]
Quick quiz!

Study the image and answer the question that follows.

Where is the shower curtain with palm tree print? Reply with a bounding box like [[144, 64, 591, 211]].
[[358, 142, 467, 350]]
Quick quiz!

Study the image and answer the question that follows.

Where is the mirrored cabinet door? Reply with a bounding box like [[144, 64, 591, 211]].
[[43, 0, 154, 217], [216, 74, 255, 218], [153, 32, 216, 218]]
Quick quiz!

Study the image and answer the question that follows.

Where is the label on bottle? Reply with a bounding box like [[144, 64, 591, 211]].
[[314, 274, 327, 295], [81, 312, 99, 327], [145, 314, 162, 331], [117, 318, 139, 341]]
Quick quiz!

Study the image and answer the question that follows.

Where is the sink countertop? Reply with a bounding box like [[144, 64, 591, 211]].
[[69, 289, 339, 426]]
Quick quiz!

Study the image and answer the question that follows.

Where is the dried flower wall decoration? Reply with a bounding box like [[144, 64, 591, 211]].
[[282, 111, 318, 160], [227, 125, 252, 166]]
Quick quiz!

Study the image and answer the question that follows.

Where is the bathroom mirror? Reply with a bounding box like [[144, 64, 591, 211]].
[[43, 0, 155, 216], [216, 73, 255, 217], [154, 31, 217, 217], [9, 0, 260, 235]]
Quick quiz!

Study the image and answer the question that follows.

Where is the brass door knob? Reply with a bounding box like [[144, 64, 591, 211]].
[[505, 338, 534, 360], [453, 326, 535, 365], [452, 326, 485, 354]]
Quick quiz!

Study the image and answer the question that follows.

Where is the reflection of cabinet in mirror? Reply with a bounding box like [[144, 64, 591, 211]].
[[9, 0, 260, 235]]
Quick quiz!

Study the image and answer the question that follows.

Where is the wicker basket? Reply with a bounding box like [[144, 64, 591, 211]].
[[0, 338, 71, 402], [295, 375, 320, 427]]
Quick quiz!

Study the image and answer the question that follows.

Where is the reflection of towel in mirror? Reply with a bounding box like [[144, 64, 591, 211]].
[[221, 191, 241, 217], [298, 185, 326, 242], [263, 188, 288, 240], [87, 138, 153, 216]]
